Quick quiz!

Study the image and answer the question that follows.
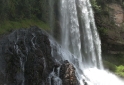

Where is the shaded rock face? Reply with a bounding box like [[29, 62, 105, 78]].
[[0, 26, 79, 85], [109, 3, 124, 26], [94, 2, 124, 55]]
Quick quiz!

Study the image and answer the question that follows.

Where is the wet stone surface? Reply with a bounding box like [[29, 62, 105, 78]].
[[0, 26, 79, 85]]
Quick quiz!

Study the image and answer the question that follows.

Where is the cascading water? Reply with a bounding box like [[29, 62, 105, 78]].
[[60, 0, 84, 70], [48, 68, 62, 85], [50, 0, 124, 85], [76, 0, 103, 69], [60, 0, 102, 69]]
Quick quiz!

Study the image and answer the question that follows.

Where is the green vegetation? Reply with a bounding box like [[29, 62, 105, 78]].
[[103, 60, 117, 72], [103, 54, 124, 73], [0, 0, 50, 34], [0, 19, 50, 35], [90, 0, 101, 13], [116, 65, 124, 78], [103, 54, 124, 77], [103, 60, 124, 78], [0, 0, 48, 21], [103, 54, 124, 66]]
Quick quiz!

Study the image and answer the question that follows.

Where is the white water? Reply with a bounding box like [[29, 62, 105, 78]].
[[50, 0, 124, 85], [83, 68, 124, 85], [76, 0, 103, 69], [48, 68, 62, 85]]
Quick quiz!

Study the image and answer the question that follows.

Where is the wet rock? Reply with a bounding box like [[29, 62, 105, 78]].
[[0, 26, 56, 85], [0, 26, 79, 85], [83, 79, 88, 85], [60, 60, 79, 85], [0, 72, 4, 85]]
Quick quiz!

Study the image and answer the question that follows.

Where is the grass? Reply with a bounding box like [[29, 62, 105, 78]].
[[0, 19, 50, 35]]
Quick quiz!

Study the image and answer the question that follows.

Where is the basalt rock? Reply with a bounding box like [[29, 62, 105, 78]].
[[0, 26, 79, 85]]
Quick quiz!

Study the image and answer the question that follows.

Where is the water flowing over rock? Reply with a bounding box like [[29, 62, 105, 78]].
[[0, 27, 78, 85], [53, 0, 124, 85], [0, 0, 124, 84]]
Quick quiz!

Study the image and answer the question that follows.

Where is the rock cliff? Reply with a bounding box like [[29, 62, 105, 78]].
[[94, 0, 124, 66], [0, 26, 79, 85]]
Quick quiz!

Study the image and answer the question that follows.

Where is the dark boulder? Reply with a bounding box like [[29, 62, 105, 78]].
[[0, 26, 79, 85], [0, 26, 56, 85]]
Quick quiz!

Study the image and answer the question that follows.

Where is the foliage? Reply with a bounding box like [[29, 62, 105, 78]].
[[103, 60, 117, 72], [0, 0, 49, 22], [103, 61, 124, 78], [116, 65, 124, 78], [0, 19, 50, 35], [90, 0, 101, 13], [0, 0, 52, 34], [98, 27, 108, 35]]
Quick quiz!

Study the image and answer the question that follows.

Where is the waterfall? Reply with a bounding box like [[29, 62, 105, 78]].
[[60, 0, 84, 69], [76, 0, 103, 69], [50, 0, 124, 85], [60, 0, 102, 69]]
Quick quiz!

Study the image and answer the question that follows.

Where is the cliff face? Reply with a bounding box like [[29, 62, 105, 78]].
[[108, 3, 124, 26], [0, 27, 79, 85], [94, 0, 124, 65]]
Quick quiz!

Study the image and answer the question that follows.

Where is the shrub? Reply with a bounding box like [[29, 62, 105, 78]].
[[116, 65, 124, 78], [91, 0, 101, 13]]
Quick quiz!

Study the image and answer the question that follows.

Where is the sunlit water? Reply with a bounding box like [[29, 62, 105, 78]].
[[49, 0, 124, 85], [83, 68, 124, 85]]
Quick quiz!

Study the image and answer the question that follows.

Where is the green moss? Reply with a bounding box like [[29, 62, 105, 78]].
[[0, 19, 50, 35]]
